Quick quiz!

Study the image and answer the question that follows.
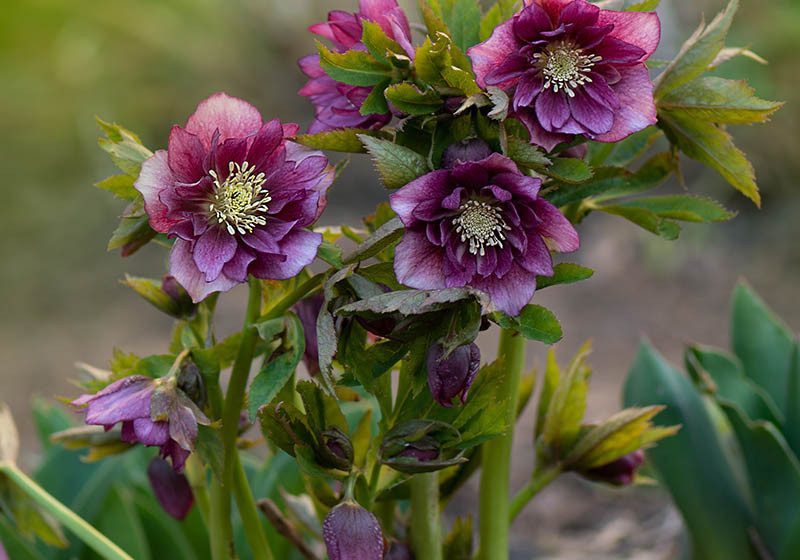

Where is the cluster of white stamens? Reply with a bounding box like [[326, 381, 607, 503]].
[[452, 200, 511, 257], [533, 42, 602, 97], [208, 161, 271, 236]]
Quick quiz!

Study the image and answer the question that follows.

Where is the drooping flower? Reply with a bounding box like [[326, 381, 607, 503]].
[[468, 0, 660, 151], [389, 153, 579, 315], [135, 93, 334, 302], [427, 342, 481, 407], [581, 450, 645, 486], [299, 0, 414, 132], [323, 501, 385, 560], [71, 375, 210, 471], [147, 457, 194, 520]]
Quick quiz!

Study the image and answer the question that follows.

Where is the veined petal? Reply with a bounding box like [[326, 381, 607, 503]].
[[135, 151, 179, 233], [533, 199, 580, 251], [394, 231, 446, 289], [185, 93, 263, 148], [468, 19, 522, 89], [170, 239, 240, 302], [596, 9, 660, 58], [594, 64, 656, 143]]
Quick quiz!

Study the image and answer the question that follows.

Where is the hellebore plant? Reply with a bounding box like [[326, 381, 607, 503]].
[[0, 0, 784, 559]]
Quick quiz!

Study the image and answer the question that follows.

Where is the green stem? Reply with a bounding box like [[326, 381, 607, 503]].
[[221, 279, 272, 560], [410, 472, 442, 560], [209, 480, 232, 560], [184, 455, 211, 530], [508, 466, 561, 523], [260, 273, 323, 321], [478, 328, 525, 560], [0, 463, 133, 560]]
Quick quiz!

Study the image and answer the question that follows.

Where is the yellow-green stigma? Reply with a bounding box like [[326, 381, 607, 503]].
[[208, 161, 271, 236], [453, 200, 511, 256], [534, 41, 602, 97]]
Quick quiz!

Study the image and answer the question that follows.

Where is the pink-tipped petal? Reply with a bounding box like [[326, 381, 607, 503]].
[[135, 150, 177, 233], [597, 9, 660, 58], [593, 64, 656, 143], [185, 93, 263, 148], [170, 239, 239, 303], [468, 19, 521, 89]]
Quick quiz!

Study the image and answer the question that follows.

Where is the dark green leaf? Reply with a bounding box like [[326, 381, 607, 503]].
[[317, 240, 344, 268], [505, 135, 552, 169], [659, 77, 782, 124], [608, 194, 735, 223], [343, 217, 404, 264], [358, 135, 431, 189], [96, 118, 153, 177], [361, 20, 408, 64], [493, 305, 563, 344], [441, 0, 482, 52], [337, 288, 484, 318], [536, 263, 594, 290], [360, 80, 391, 116], [599, 204, 681, 240], [545, 158, 594, 184], [384, 82, 443, 115], [294, 128, 387, 153], [317, 41, 392, 86]]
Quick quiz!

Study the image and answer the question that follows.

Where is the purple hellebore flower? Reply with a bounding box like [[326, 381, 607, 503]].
[[389, 153, 579, 316], [147, 457, 194, 520], [293, 294, 324, 376], [135, 93, 334, 303], [323, 501, 385, 560], [299, 0, 414, 133], [427, 342, 481, 407], [468, 0, 660, 151], [582, 450, 645, 486], [71, 375, 210, 472]]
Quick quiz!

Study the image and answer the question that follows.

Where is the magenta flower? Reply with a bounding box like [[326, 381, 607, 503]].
[[468, 0, 660, 151], [323, 501, 385, 560], [72, 375, 210, 472], [299, 0, 414, 132], [389, 153, 579, 315], [135, 93, 334, 302]]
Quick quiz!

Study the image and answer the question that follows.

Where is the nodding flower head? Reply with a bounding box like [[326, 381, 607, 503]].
[[468, 0, 660, 151], [135, 93, 334, 302], [390, 153, 579, 315]]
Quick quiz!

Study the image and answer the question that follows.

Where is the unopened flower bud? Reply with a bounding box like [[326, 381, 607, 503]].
[[323, 501, 385, 560], [293, 294, 324, 376], [442, 139, 493, 168], [161, 276, 196, 318], [427, 343, 481, 407], [147, 457, 194, 520], [177, 360, 206, 410], [380, 420, 466, 474], [317, 428, 354, 471], [581, 450, 645, 486]]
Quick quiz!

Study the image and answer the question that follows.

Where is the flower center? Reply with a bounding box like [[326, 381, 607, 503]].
[[452, 200, 511, 256], [208, 161, 271, 236], [534, 42, 602, 97]]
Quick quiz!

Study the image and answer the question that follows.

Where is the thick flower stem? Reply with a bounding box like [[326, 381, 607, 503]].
[[508, 466, 561, 523], [478, 328, 525, 560], [209, 480, 232, 560], [410, 472, 442, 560], [221, 279, 273, 560], [0, 462, 133, 560]]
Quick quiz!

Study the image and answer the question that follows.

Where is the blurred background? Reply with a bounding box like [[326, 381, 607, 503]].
[[1, 0, 797, 557]]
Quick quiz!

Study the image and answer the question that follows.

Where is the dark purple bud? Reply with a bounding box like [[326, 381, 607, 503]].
[[177, 360, 206, 410], [147, 457, 194, 520], [427, 343, 481, 407], [396, 438, 440, 462], [443, 96, 466, 114], [293, 294, 324, 376], [380, 420, 466, 473], [162, 275, 196, 318], [317, 428, 354, 471], [323, 501, 385, 560], [582, 450, 645, 486], [442, 139, 493, 168]]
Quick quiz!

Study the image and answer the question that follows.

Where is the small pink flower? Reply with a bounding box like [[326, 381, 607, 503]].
[[468, 0, 660, 151], [135, 93, 334, 302]]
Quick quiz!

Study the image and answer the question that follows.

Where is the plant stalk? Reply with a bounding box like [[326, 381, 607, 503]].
[[221, 278, 273, 560], [410, 472, 442, 560], [508, 466, 561, 523], [0, 462, 133, 560], [478, 328, 525, 560]]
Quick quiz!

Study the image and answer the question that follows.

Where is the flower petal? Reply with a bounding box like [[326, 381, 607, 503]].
[[193, 228, 238, 282], [568, 88, 615, 134], [389, 170, 451, 225], [170, 239, 240, 302], [135, 151, 178, 233], [185, 93, 263, 148], [394, 231, 446, 289], [593, 64, 656, 143], [147, 457, 195, 519], [471, 264, 536, 316], [596, 9, 660, 58], [535, 88, 570, 130], [468, 19, 522, 89], [168, 127, 206, 183], [533, 199, 580, 251], [249, 229, 321, 280]]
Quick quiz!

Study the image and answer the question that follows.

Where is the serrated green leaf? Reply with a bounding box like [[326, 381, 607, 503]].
[[361, 20, 407, 64], [609, 194, 735, 223], [106, 200, 157, 256], [96, 118, 153, 177], [317, 41, 392, 86], [95, 174, 138, 200], [317, 239, 344, 268], [655, 0, 739, 97], [441, 0, 482, 52], [659, 77, 782, 124], [343, 216, 404, 264], [545, 157, 594, 184], [599, 204, 681, 240], [384, 82, 443, 115], [662, 109, 760, 205], [248, 314, 305, 419], [536, 263, 594, 290], [505, 135, 552, 169], [493, 305, 563, 344], [358, 135, 431, 189], [588, 127, 661, 168], [360, 80, 391, 116], [294, 128, 387, 153]]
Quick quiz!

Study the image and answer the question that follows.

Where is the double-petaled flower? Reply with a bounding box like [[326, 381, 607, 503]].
[[468, 0, 660, 151], [135, 93, 334, 302], [299, 0, 414, 132], [389, 152, 578, 316], [71, 375, 210, 472]]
